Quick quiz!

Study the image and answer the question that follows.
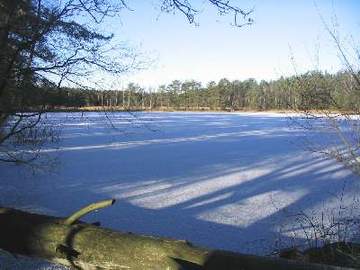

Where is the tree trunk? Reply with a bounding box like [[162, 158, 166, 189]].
[[0, 203, 353, 270]]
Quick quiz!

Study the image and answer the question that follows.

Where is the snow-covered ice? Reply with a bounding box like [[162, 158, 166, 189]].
[[0, 112, 359, 269]]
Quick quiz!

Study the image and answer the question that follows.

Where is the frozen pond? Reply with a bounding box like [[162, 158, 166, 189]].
[[0, 111, 359, 268]]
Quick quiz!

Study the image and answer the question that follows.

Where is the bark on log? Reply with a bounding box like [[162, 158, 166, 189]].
[[0, 203, 354, 270]]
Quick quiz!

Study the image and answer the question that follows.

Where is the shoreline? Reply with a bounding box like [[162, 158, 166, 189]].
[[36, 107, 358, 116], [42, 106, 290, 113]]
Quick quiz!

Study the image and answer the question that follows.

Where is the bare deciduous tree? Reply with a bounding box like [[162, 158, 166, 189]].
[[0, 0, 253, 164], [291, 19, 360, 175]]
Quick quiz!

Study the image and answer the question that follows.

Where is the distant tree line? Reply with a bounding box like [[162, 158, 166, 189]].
[[7, 70, 359, 112]]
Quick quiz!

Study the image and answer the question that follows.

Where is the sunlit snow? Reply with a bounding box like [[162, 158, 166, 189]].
[[0, 112, 359, 269]]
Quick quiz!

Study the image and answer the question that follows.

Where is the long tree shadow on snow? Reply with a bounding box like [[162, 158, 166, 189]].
[[1, 113, 358, 257], [92, 155, 354, 254], [43, 144, 358, 254]]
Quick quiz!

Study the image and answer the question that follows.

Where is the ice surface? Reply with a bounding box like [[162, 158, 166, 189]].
[[0, 112, 359, 269]]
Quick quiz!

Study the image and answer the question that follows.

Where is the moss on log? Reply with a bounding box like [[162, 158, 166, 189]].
[[0, 205, 354, 270], [63, 199, 116, 225]]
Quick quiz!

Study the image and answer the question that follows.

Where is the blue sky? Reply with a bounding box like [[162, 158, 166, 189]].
[[103, 0, 359, 88]]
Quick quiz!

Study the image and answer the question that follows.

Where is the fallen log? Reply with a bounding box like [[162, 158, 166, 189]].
[[0, 200, 354, 270]]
